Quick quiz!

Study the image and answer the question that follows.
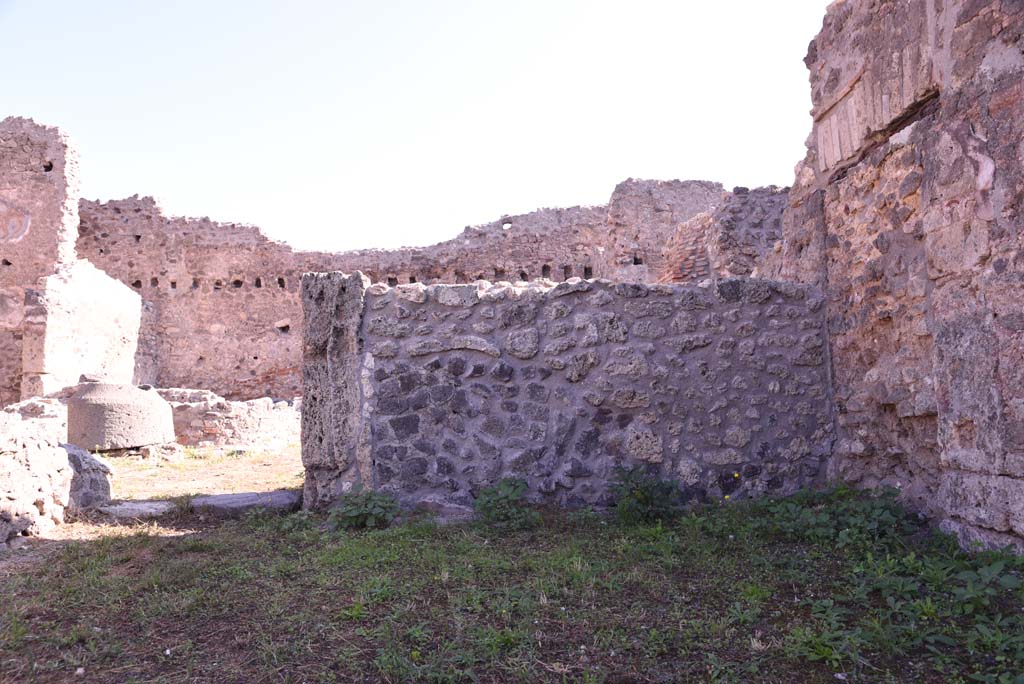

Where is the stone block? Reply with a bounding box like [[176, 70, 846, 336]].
[[67, 383, 175, 451]]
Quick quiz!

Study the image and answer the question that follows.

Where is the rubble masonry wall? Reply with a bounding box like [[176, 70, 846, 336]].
[[301, 273, 833, 512]]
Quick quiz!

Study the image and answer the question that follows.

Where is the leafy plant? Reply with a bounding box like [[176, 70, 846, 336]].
[[329, 487, 400, 530], [952, 560, 1022, 615], [474, 478, 540, 531], [751, 486, 917, 549], [610, 466, 682, 525]]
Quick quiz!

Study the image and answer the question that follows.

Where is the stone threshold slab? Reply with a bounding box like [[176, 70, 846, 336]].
[[98, 489, 301, 520]]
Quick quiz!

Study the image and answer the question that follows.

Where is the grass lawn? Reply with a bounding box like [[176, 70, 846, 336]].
[[2, 488, 1023, 684]]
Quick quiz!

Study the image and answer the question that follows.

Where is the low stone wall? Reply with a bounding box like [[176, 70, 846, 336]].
[[158, 388, 299, 451], [301, 274, 833, 513]]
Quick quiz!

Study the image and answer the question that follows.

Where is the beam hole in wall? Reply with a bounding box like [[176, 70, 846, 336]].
[[214, 280, 223, 291], [474, 274, 484, 281], [494, 268, 506, 281], [455, 271, 467, 284], [255, 277, 262, 288], [387, 276, 398, 286], [131, 280, 142, 289], [232, 279, 243, 288], [277, 277, 286, 289], [633, 255, 644, 265], [502, 222, 512, 230], [191, 278, 200, 290], [170, 281, 177, 289], [409, 276, 417, 283], [134, 235, 142, 243], [583, 266, 593, 278], [1, 259, 11, 267], [563, 265, 572, 279], [150, 277, 159, 287], [518, 271, 528, 281], [541, 264, 551, 279], [42, 161, 53, 172], [276, 323, 291, 333]]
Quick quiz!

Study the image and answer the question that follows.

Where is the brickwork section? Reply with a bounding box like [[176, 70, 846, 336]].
[[599, 179, 725, 281], [301, 274, 833, 512]]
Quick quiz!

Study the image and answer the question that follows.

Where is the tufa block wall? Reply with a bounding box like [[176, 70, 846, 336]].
[[301, 273, 833, 512]]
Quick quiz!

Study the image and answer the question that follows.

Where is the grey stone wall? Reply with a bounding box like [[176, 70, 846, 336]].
[[302, 274, 834, 512]]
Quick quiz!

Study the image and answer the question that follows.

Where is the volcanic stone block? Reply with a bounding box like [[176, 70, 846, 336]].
[[67, 382, 175, 451]]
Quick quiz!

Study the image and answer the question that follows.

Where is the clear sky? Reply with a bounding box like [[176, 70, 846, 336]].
[[1, 1, 830, 251]]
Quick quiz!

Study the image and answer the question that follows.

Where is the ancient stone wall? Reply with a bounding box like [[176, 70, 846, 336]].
[[601, 179, 725, 282], [75, 180, 722, 402], [77, 196, 336, 401], [301, 273, 833, 512], [705, 187, 788, 278], [326, 205, 609, 286], [771, 0, 1024, 547], [0, 117, 142, 406], [0, 117, 80, 405], [0, 118, 79, 289], [659, 186, 788, 284], [0, 329, 20, 408]]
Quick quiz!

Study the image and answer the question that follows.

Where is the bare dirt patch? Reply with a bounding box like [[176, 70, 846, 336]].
[[109, 444, 304, 501]]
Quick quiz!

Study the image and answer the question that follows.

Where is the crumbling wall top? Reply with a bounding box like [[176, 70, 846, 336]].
[[0, 117, 80, 287]]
